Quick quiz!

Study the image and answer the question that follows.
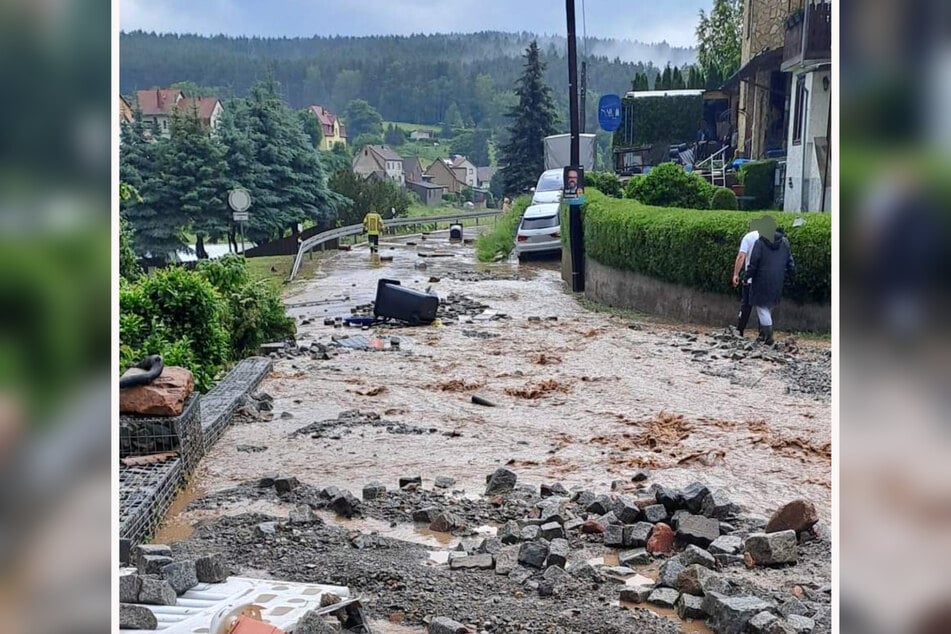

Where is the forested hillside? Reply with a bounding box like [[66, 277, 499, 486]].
[[119, 31, 695, 130]]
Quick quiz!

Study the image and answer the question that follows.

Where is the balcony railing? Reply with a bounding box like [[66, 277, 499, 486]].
[[782, 1, 831, 70]]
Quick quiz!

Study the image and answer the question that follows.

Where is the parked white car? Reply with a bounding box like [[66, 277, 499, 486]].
[[515, 202, 562, 260], [530, 168, 563, 204]]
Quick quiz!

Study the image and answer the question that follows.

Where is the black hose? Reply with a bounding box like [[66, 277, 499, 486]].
[[119, 355, 164, 388]]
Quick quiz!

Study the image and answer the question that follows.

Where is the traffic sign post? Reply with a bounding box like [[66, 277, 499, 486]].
[[228, 189, 252, 254], [598, 94, 622, 132]]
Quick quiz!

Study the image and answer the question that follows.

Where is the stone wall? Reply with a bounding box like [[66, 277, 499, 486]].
[[569, 257, 830, 332], [742, 0, 792, 64]]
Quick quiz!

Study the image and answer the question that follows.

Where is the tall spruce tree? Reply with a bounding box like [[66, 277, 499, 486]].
[[671, 66, 685, 89], [156, 106, 230, 259], [499, 41, 559, 195], [120, 110, 189, 260], [222, 79, 345, 242]]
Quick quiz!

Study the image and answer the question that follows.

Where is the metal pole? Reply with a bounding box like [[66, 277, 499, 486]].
[[566, 0, 585, 292], [240, 222, 245, 254], [580, 61, 587, 134]]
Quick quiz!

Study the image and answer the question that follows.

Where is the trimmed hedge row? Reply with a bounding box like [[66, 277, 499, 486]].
[[475, 195, 532, 262], [572, 190, 831, 304]]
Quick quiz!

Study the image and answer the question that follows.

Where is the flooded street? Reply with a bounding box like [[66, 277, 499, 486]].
[[180, 230, 830, 528]]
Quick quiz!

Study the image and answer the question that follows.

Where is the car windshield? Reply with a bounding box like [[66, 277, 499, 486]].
[[521, 215, 558, 230], [536, 172, 562, 192]]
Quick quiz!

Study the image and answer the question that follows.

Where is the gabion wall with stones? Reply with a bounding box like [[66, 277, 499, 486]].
[[120, 393, 203, 476], [119, 357, 273, 551]]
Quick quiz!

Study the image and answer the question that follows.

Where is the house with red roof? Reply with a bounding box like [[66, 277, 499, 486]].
[[135, 88, 224, 137], [307, 105, 347, 150]]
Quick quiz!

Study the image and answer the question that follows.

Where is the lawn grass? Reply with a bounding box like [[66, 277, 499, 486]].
[[245, 253, 328, 293]]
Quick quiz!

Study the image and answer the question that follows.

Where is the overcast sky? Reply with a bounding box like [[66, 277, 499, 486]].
[[120, 0, 710, 48]]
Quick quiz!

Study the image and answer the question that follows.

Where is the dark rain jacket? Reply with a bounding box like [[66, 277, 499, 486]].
[[747, 230, 795, 307]]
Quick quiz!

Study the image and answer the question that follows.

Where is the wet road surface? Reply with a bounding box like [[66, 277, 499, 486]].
[[168, 230, 830, 537]]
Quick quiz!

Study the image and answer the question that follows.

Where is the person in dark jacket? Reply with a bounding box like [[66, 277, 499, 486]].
[[746, 216, 795, 345]]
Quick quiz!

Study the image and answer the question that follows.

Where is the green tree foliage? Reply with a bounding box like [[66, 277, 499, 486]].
[[658, 65, 673, 90], [451, 128, 491, 166], [696, 0, 742, 82], [119, 184, 143, 281], [710, 186, 739, 210], [170, 80, 225, 98], [222, 79, 345, 243], [384, 123, 407, 146], [489, 169, 505, 200], [738, 160, 779, 209], [297, 108, 323, 148], [584, 171, 623, 198], [671, 66, 685, 90], [352, 133, 384, 149], [613, 94, 703, 150], [499, 41, 559, 196], [158, 106, 231, 258], [442, 101, 464, 138], [630, 73, 650, 92], [120, 113, 190, 259], [343, 98, 383, 139], [686, 65, 706, 89], [328, 169, 411, 225]]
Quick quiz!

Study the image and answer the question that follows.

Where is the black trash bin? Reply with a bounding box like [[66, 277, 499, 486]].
[[449, 223, 463, 242], [374, 278, 439, 325]]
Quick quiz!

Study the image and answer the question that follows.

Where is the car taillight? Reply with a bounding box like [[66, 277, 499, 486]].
[[551, 231, 560, 238], [517, 235, 528, 242]]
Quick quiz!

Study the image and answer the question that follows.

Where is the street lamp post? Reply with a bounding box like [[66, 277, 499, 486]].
[[566, 0, 585, 292]]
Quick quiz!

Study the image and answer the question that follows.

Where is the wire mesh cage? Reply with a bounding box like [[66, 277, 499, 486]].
[[120, 393, 204, 476], [119, 456, 184, 548]]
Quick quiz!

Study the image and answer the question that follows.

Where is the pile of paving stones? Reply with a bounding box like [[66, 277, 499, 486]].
[[119, 545, 229, 630], [672, 329, 831, 399], [177, 469, 831, 633]]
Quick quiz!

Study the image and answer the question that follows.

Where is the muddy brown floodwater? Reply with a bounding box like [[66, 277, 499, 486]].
[[165, 230, 830, 536]]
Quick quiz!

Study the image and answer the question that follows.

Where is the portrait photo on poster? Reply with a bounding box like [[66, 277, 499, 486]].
[[563, 165, 585, 205]]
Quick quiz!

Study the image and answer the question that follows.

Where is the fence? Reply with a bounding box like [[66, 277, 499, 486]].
[[288, 209, 503, 281]]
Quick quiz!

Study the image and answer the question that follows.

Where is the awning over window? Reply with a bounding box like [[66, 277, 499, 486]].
[[720, 48, 784, 92]]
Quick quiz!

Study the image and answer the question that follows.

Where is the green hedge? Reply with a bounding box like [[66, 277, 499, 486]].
[[711, 187, 739, 210], [613, 94, 702, 149], [579, 190, 831, 304], [738, 160, 778, 209]]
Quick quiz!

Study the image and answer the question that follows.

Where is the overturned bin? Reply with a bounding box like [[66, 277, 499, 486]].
[[449, 223, 463, 242], [374, 278, 439, 325]]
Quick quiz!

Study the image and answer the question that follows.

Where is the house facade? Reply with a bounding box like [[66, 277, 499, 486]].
[[727, 0, 789, 161], [406, 179, 446, 206], [402, 157, 424, 185], [135, 89, 223, 136], [409, 129, 434, 141], [353, 145, 404, 184], [136, 89, 185, 136], [308, 105, 347, 150], [451, 155, 478, 188], [476, 166, 498, 190], [781, 0, 832, 211], [424, 159, 464, 194], [120, 95, 135, 125]]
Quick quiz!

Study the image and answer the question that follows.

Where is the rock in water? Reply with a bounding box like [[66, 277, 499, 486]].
[[765, 499, 819, 534], [484, 468, 517, 495], [702, 593, 775, 634]]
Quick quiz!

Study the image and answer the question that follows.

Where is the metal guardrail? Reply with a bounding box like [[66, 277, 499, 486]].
[[288, 209, 502, 280]]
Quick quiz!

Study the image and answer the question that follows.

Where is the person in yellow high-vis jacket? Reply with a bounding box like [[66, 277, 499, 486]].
[[363, 210, 384, 253]]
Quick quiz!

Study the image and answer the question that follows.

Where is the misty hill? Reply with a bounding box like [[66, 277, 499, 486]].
[[119, 30, 696, 129]]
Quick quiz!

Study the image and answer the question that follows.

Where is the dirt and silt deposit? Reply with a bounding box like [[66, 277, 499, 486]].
[[158, 234, 831, 633]]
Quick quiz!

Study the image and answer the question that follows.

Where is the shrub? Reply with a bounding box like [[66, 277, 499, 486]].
[[476, 195, 531, 262], [625, 162, 715, 210], [581, 190, 831, 304], [585, 171, 623, 198], [710, 187, 739, 210], [738, 160, 778, 209], [196, 256, 296, 359], [120, 256, 295, 391]]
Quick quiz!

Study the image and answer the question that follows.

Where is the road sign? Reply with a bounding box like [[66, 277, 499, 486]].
[[598, 94, 622, 132], [232, 211, 249, 222], [228, 188, 251, 212]]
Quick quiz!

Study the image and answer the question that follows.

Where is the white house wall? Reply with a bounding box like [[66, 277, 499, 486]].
[[784, 69, 831, 212]]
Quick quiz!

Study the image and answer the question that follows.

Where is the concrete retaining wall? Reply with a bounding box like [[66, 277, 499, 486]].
[[566, 256, 830, 332]]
